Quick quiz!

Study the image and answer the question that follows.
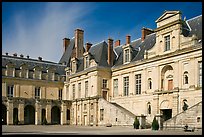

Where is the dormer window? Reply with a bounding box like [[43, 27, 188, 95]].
[[34, 68, 41, 80], [71, 58, 77, 73], [124, 49, 130, 63], [85, 56, 89, 68], [6, 63, 15, 77], [164, 35, 170, 51]]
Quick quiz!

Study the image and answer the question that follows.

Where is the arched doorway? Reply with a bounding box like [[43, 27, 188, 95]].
[[51, 106, 60, 124], [13, 108, 18, 125], [161, 65, 174, 90], [24, 105, 35, 124], [160, 100, 172, 121], [2, 104, 7, 125]]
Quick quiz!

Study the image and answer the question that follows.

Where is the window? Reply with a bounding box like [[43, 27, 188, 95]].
[[135, 74, 141, 94], [7, 85, 14, 97], [35, 87, 41, 99], [124, 76, 129, 96], [183, 71, 189, 85], [102, 79, 107, 89], [90, 115, 94, 123], [84, 104, 87, 110], [78, 83, 81, 98], [100, 109, 104, 121], [91, 103, 94, 110], [58, 89, 62, 100], [124, 49, 130, 63], [73, 84, 75, 99], [85, 56, 89, 68], [148, 78, 152, 89], [85, 81, 88, 98], [34, 70, 41, 79], [198, 62, 202, 87], [113, 79, 118, 97], [164, 35, 170, 51]]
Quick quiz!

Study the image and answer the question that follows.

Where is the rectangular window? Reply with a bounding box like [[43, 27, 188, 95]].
[[90, 115, 94, 123], [73, 84, 75, 99], [198, 61, 202, 87], [102, 79, 107, 89], [123, 76, 129, 96], [135, 74, 141, 94], [85, 81, 88, 98], [100, 109, 104, 121], [124, 49, 130, 63], [7, 85, 14, 97], [113, 79, 118, 97], [164, 35, 170, 51], [85, 56, 89, 68], [58, 89, 62, 100], [35, 87, 41, 99], [78, 83, 81, 98], [91, 103, 94, 110], [84, 104, 87, 110]]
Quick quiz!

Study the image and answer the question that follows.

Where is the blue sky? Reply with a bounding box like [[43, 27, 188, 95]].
[[2, 2, 202, 62]]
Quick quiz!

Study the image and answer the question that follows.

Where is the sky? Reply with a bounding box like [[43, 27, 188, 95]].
[[2, 2, 202, 63]]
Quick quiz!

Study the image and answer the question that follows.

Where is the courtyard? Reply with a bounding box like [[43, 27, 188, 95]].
[[2, 125, 202, 135]]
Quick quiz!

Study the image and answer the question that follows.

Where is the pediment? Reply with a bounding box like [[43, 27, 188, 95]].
[[155, 10, 181, 23]]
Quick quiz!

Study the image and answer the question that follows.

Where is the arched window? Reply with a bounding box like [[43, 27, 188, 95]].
[[148, 78, 152, 89], [183, 71, 189, 84], [147, 102, 151, 114]]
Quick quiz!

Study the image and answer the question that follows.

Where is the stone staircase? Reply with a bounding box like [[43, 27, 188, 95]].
[[163, 101, 202, 131], [98, 97, 136, 126]]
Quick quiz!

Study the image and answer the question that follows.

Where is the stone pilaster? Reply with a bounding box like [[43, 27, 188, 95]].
[[172, 92, 179, 117], [7, 99, 13, 125], [153, 94, 159, 115], [61, 101, 67, 125], [46, 101, 52, 124], [35, 100, 41, 125], [18, 100, 24, 124]]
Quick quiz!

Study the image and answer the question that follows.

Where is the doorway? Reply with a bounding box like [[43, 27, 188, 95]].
[[102, 91, 107, 100], [161, 109, 172, 121]]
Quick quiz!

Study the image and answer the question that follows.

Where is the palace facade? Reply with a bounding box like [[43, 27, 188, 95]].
[[2, 11, 202, 129]]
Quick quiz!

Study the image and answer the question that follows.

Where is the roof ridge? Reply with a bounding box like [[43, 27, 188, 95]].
[[186, 14, 202, 22]]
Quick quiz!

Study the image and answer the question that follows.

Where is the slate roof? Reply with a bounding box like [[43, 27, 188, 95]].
[[2, 55, 66, 75], [113, 15, 202, 68]]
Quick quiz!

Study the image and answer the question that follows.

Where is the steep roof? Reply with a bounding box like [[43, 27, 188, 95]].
[[2, 55, 66, 75]]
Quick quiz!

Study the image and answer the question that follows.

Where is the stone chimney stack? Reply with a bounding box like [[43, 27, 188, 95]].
[[108, 38, 114, 66], [141, 27, 154, 41], [86, 42, 92, 52], [126, 35, 131, 45], [75, 28, 84, 58], [63, 38, 70, 53], [114, 40, 120, 47]]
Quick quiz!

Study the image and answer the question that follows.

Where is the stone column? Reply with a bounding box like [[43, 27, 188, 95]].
[[155, 114, 163, 130], [138, 114, 146, 129], [35, 100, 41, 125], [46, 101, 52, 124], [18, 100, 24, 124], [7, 100, 13, 125], [61, 101, 67, 125]]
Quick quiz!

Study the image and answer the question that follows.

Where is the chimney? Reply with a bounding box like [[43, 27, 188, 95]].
[[75, 28, 84, 58], [108, 38, 114, 66], [27, 55, 29, 59], [114, 40, 120, 47], [5, 53, 8, 56], [20, 54, 24, 58], [38, 56, 42, 61], [126, 35, 131, 45], [86, 42, 92, 52], [13, 53, 17, 57], [63, 38, 70, 53], [141, 27, 154, 41]]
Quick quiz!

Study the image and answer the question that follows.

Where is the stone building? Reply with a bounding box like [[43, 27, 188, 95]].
[[2, 10, 202, 129]]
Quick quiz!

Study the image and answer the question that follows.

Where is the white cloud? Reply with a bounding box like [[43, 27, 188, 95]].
[[2, 2, 94, 62]]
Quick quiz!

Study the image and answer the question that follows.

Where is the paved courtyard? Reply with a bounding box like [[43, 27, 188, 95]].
[[2, 125, 202, 135]]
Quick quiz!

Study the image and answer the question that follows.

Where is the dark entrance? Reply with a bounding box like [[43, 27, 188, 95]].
[[2, 104, 7, 125], [51, 106, 60, 124], [102, 91, 107, 100], [67, 109, 70, 125], [24, 105, 35, 124], [13, 108, 18, 125], [41, 109, 46, 124], [161, 109, 172, 121]]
